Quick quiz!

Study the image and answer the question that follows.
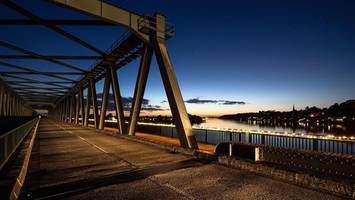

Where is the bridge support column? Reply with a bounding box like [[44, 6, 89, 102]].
[[84, 85, 91, 127], [59, 103, 62, 121], [69, 95, 74, 123], [7, 93, 11, 116], [110, 66, 126, 134], [14, 97, 17, 116], [154, 39, 198, 149], [3, 92, 7, 116], [0, 86, 4, 116], [78, 86, 85, 126], [128, 45, 153, 136], [89, 79, 99, 129], [59, 102, 63, 121], [75, 93, 79, 124], [99, 73, 110, 130], [65, 97, 70, 122]]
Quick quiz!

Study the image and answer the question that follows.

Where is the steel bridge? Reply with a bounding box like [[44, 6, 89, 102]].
[[0, 1, 352, 199], [0, 0, 198, 149]]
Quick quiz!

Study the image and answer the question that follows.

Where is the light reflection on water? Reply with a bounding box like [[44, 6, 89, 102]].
[[194, 118, 355, 136]]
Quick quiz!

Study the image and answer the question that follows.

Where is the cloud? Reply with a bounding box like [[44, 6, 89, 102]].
[[185, 98, 218, 104], [96, 93, 166, 112], [142, 105, 167, 111], [185, 97, 246, 105], [220, 100, 246, 105]]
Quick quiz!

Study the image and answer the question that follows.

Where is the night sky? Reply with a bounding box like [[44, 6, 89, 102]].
[[0, 0, 354, 116]]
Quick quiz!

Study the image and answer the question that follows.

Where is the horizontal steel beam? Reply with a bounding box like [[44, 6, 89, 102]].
[[1, 74, 74, 88], [12, 88, 67, 93], [0, 19, 115, 26], [1, 1, 106, 55], [5, 81, 76, 84], [11, 86, 70, 90], [0, 55, 103, 60], [0, 41, 87, 73], [17, 92, 65, 95], [25, 102, 56, 107], [22, 95, 60, 97], [0, 71, 84, 75], [0, 61, 78, 82]]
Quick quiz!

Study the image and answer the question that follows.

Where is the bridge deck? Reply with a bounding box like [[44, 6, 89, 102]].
[[22, 119, 340, 199]]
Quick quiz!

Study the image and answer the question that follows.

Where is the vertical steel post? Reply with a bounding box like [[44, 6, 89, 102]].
[[69, 94, 74, 123], [58, 102, 63, 121], [89, 79, 99, 129], [12, 96, 15, 116], [64, 98, 67, 122], [59, 102, 63, 121], [62, 100, 65, 121], [65, 98, 69, 122], [75, 93, 79, 124], [3, 92, 7, 116], [128, 45, 153, 136], [0, 86, 4, 116], [14, 97, 17, 116], [99, 73, 110, 130], [84, 85, 91, 127], [110, 66, 126, 134], [78, 86, 85, 126], [7, 93, 11, 116]]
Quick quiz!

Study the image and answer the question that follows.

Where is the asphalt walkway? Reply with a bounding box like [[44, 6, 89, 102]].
[[22, 119, 341, 200]]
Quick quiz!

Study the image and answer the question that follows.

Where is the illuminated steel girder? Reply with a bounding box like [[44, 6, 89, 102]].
[[110, 66, 126, 134], [99, 73, 110, 130], [48, 0, 150, 42], [128, 45, 153, 136], [89, 79, 99, 129], [78, 86, 85, 126]]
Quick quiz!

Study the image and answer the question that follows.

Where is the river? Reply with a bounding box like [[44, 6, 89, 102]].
[[193, 118, 355, 136]]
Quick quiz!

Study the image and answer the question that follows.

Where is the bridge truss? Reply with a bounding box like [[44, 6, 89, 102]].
[[0, 0, 198, 149]]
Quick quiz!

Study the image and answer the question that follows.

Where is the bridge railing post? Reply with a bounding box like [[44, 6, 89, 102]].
[[313, 139, 319, 151]]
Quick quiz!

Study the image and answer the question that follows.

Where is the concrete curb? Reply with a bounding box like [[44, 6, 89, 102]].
[[94, 128, 218, 161], [9, 118, 40, 200], [218, 156, 355, 199]]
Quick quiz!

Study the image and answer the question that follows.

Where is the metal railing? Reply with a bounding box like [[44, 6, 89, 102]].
[[138, 15, 176, 38], [0, 117, 38, 170], [136, 123, 355, 155]]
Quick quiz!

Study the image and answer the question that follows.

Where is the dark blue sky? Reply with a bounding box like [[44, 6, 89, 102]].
[[0, 0, 354, 115]]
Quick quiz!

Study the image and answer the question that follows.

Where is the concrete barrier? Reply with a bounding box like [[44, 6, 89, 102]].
[[215, 142, 260, 161]]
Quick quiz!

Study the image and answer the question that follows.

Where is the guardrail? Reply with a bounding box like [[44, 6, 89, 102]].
[[136, 123, 355, 155], [0, 117, 38, 170]]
